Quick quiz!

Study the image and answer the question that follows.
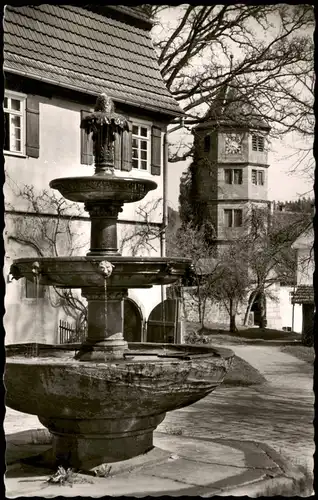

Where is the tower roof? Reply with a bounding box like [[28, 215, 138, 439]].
[[197, 85, 271, 131]]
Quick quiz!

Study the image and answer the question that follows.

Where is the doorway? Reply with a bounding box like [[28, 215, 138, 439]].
[[124, 298, 143, 343]]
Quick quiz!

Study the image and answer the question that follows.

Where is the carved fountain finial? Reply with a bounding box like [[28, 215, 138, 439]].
[[80, 93, 129, 175], [94, 93, 114, 113]]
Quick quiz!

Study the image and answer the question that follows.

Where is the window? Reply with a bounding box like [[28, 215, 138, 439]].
[[204, 135, 211, 152], [132, 124, 150, 170], [4, 91, 26, 155], [224, 209, 243, 227], [252, 169, 265, 185], [25, 279, 45, 299], [224, 209, 233, 227], [224, 168, 242, 185], [258, 170, 264, 185], [234, 209, 242, 227], [252, 134, 265, 152]]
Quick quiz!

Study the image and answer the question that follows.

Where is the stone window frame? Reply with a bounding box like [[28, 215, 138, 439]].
[[252, 134, 265, 152], [252, 169, 265, 186], [224, 168, 243, 185], [224, 208, 243, 228]]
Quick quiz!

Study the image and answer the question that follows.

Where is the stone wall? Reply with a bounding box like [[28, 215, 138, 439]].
[[179, 283, 285, 331]]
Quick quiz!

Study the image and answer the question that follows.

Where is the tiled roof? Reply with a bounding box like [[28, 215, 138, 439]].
[[291, 285, 314, 304], [4, 5, 183, 117], [197, 84, 270, 130]]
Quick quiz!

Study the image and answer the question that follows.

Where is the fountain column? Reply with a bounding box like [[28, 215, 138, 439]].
[[78, 288, 128, 361], [85, 202, 122, 256]]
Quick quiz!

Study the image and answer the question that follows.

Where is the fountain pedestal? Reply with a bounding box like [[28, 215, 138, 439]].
[[77, 288, 128, 361], [40, 413, 165, 468]]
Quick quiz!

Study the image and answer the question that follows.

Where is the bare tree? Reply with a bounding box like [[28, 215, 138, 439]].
[[145, 4, 314, 175], [119, 198, 165, 256], [239, 206, 311, 327], [6, 179, 89, 328], [167, 221, 224, 327], [213, 244, 249, 333]]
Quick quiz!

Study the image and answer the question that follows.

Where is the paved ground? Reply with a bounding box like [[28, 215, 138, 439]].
[[159, 344, 314, 470], [4, 343, 314, 496]]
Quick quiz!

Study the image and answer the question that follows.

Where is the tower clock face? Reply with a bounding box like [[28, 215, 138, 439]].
[[225, 133, 243, 155]]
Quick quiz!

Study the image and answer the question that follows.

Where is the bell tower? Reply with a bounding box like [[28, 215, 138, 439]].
[[192, 86, 271, 249]]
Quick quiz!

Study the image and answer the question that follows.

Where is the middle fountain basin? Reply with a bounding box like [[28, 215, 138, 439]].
[[10, 256, 191, 288]]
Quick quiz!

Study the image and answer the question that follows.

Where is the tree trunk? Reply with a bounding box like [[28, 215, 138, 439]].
[[230, 314, 237, 333], [258, 292, 267, 328], [243, 290, 256, 326], [201, 297, 207, 329], [229, 299, 237, 333]]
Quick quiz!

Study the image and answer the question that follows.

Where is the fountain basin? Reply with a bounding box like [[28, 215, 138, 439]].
[[5, 343, 234, 468], [49, 176, 157, 203], [10, 256, 191, 288]]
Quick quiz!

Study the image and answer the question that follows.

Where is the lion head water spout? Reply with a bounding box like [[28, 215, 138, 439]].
[[6, 93, 234, 471]]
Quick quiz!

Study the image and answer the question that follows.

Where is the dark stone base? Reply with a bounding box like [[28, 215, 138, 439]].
[[36, 414, 166, 470], [74, 339, 128, 361]]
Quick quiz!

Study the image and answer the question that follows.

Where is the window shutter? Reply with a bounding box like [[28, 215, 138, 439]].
[[122, 120, 132, 171], [26, 95, 40, 158], [80, 110, 94, 165], [151, 125, 162, 176], [114, 131, 122, 170]]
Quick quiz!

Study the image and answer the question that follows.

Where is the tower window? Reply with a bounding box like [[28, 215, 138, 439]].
[[224, 168, 242, 185], [224, 209, 243, 227], [252, 169, 265, 185], [204, 135, 211, 152], [252, 134, 265, 152]]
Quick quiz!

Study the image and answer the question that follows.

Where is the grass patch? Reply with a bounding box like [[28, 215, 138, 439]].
[[185, 321, 301, 342], [280, 344, 315, 365], [223, 355, 267, 386], [256, 464, 313, 497]]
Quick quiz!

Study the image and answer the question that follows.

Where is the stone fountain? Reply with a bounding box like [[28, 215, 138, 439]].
[[5, 94, 234, 472]]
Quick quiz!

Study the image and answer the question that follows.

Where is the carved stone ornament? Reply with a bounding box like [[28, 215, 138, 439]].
[[224, 133, 243, 155], [84, 201, 124, 218], [80, 93, 129, 174]]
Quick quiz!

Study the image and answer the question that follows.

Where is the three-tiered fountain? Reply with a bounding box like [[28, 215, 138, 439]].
[[5, 94, 234, 472]]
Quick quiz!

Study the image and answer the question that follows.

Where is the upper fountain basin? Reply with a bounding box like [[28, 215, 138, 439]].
[[49, 175, 157, 203], [10, 256, 192, 288]]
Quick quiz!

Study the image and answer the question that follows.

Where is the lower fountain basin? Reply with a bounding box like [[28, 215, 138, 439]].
[[10, 256, 191, 288], [5, 343, 234, 468]]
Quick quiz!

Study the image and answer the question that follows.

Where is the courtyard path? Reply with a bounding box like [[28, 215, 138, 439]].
[[158, 344, 314, 471]]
